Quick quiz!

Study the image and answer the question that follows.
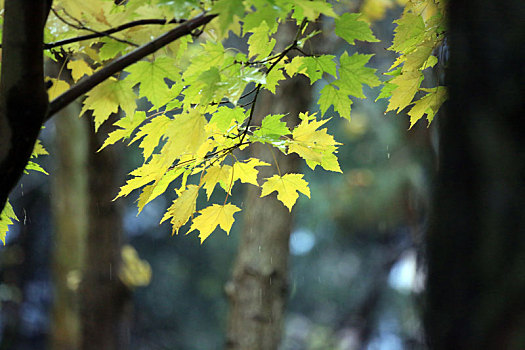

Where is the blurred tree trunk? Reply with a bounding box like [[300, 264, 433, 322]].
[[225, 22, 311, 350], [426, 0, 525, 349], [50, 99, 88, 350], [79, 115, 131, 350]]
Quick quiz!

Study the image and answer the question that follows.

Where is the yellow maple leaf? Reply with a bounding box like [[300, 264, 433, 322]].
[[201, 164, 233, 199], [287, 115, 342, 172], [260, 174, 310, 211], [67, 59, 93, 82], [188, 204, 241, 243], [232, 158, 271, 186], [160, 185, 200, 235], [46, 78, 70, 100]]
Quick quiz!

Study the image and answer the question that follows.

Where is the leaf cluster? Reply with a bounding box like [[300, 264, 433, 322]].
[[0, 0, 448, 242]]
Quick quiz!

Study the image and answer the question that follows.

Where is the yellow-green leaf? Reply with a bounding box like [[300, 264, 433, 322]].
[[335, 13, 379, 45], [318, 83, 353, 121], [386, 70, 423, 112], [0, 201, 17, 244], [408, 86, 446, 127], [81, 78, 137, 131], [248, 22, 276, 59]]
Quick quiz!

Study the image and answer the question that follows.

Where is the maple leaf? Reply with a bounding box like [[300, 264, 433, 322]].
[[264, 67, 286, 94], [318, 83, 353, 121], [81, 78, 137, 131], [248, 22, 276, 59], [211, 0, 245, 34], [287, 114, 342, 172], [189, 204, 241, 243], [46, 78, 70, 100], [99, 111, 147, 151], [390, 11, 426, 54], [67, 59, 93, 82], [0, 201, 18, 244], [125, 56, 180, 109], [201, 165, 233, 199], [209, 106, 246, 133], [386, 70, 423, 112], [253, 114, 290, 143], [260, 174, 311, 211], [335, 13, 379, 45], [232, 158, 271, 186], [408, 86, 447, 127], [292, 0, 336, 21], [131, 115, 172, 160], [160, 185, 200, 235], [335, 52, 381, 99], [31, 140, 48, 158], [137, 167, 185, 212], [286, 56, 337, 84]]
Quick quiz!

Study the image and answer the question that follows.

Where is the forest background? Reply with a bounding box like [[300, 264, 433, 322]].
[[0, 0, 523, 349]]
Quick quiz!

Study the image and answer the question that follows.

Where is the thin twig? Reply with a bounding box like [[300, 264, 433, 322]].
[[46, 13, 217, 119], [44, 18, 185, 50], [51, 7, 138, 47]]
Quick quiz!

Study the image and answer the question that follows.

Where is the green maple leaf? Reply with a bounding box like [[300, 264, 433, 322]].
[[318, 83, 353, 121], [292, 0, 336, 21], [335, 13, 379, 45], [335, 52, 381, 99], [212, 0, 245, 34], [209, 106, 246, 133], [286, 55, 336, 84], [125, 56, 180, 109], [253, 114, 290, 142]]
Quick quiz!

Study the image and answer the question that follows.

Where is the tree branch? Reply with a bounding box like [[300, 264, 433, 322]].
[[44, 18, 186, 50], [46, 13, 217, 119], [51, 7, 138, 47]]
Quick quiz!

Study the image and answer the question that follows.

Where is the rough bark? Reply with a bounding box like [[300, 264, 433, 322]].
[[225, 23, 311, 350], [79, 116, 130, 350], [0, 0, 51, 211], [50, 91, 89, 349], [425, 0, 525, 349]]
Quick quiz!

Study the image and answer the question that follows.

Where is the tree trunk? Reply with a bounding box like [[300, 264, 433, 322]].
[[225, 22, 311, 350], [0, 0, 51, 211], [79, 116, 130, 350], [425, 0, 525, 349], [50, 98, 89, 350]]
